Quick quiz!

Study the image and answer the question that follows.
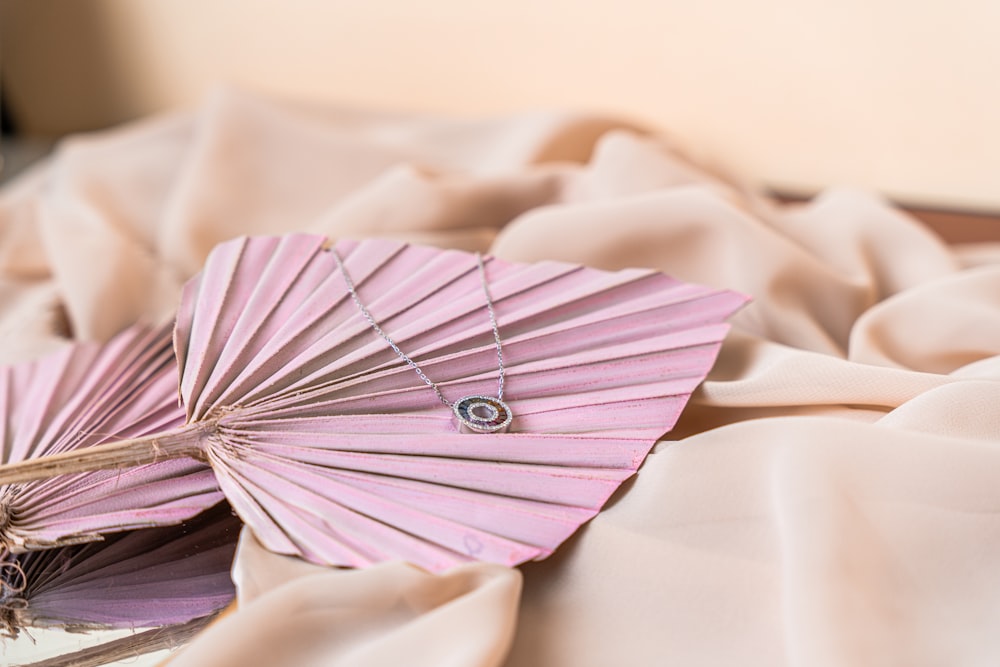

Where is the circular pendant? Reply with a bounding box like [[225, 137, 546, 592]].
[[453, 395, 512, 434]]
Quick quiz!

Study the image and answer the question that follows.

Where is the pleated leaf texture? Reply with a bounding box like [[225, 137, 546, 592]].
[[172, 234, 748, 572], [0, 502, 239, 638], [0, 325, 223, 550]]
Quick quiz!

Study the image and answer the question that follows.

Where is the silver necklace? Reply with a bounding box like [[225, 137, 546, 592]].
[[332, 247, 512, 434]]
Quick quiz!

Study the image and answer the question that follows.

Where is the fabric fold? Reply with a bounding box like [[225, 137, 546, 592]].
[[171, 532, 522, 667]]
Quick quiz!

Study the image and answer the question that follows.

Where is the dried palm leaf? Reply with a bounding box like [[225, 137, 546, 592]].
[[0, 236, 746, 572], [1, 502, 239, 640], [0, 325, 222, 550]]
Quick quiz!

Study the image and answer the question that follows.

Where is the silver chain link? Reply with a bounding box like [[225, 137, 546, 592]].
[[332, 246, 505, 408]]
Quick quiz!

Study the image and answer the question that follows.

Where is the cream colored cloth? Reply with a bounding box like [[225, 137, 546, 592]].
[[2, 89, 999, 666], [172, 532, 521, 667]]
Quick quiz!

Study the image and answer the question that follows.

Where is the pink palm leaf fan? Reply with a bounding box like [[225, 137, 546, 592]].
[[0, 502, 240, 641], [0, 235, 747, 572], [0, 324, 223, 552]]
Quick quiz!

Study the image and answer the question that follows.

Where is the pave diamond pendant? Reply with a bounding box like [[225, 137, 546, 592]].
[[453, 395, 512, 434]]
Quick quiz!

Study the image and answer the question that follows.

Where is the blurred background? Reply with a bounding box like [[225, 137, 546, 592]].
[[2, 0, 999, 213]]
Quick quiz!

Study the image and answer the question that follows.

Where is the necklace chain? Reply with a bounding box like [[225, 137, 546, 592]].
[[332, 247, 505, 408]]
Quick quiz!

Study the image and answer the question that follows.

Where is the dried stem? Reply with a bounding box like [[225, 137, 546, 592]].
[[13, 611, 223, 667], [0, 424, 212, 486]]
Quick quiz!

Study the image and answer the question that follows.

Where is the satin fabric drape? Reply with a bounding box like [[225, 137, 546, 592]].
[[2, 89, 998, 666]]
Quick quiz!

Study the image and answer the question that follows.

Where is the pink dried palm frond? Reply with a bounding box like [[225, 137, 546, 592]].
[[0, 325, 223, 551], [0, 235, 747, 572], [1, 502, 239, 640]]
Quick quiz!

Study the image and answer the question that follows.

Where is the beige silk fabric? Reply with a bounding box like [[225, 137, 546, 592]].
[[3, 90, 999, 666]]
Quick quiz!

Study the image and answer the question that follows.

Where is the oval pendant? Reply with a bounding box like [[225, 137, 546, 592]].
[[453, 395, 512, 434]]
